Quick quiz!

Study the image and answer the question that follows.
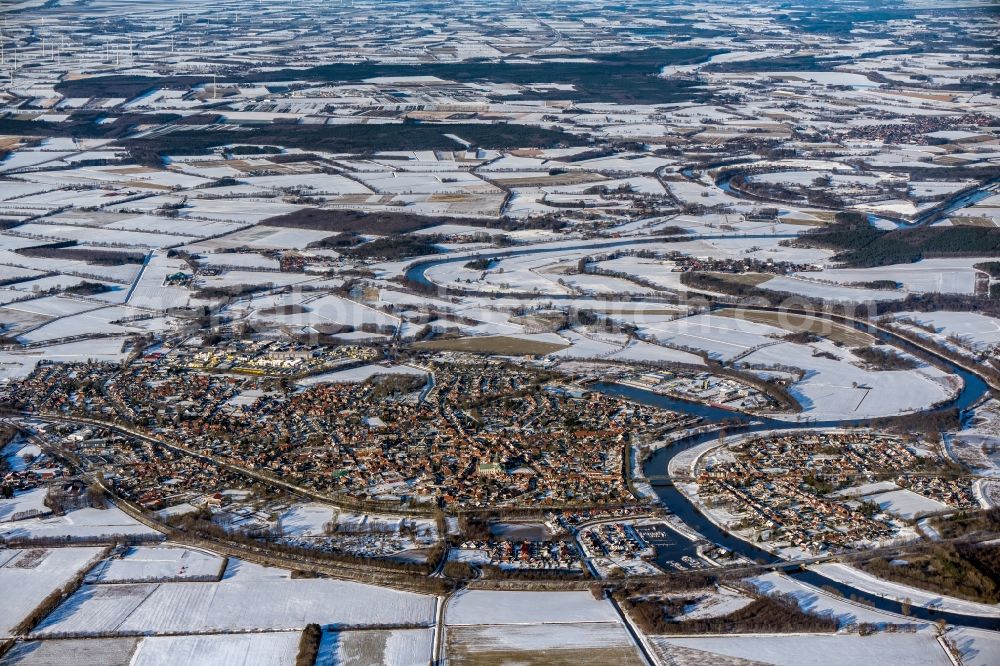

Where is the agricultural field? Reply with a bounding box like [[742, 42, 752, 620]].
[[0, 638, 140, 666], [0, 499, 160, 542], [315, 628, 433, 666], [651, 633, 951, 666], [33, 577, 435, 636], [713, 308, 874, 346], [0, 547, 106, 638], [129, 632, 300, 666], [85, 546, 226, 583], [413, 334, 569, 356], [446, 623, 644, 666], [446, 590, 620, 626], [0, 0, 997, 660], [445, 591, 644, 666]]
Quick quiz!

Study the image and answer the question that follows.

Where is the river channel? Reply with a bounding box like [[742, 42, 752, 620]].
[[624, 354, 995, 628], [406, 240, 1000, 628]]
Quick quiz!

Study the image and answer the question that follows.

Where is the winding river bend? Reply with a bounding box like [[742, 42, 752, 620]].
[[617, 379, 997, 629], [611, 318, 994, 628], [406, 243, 1000, 629]]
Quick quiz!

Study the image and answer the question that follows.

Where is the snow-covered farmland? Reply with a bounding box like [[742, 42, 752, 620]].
[[793, 258, 989, 297], [948, 627, 1000, 666], [126, 253, 197, 310], [0, 546, 106, 637], [239, 173, 372, 194], [198, 225, 331, 251], [445, 590, 619, 625], [549, 329, 706, 366], [0, 637, 140, 666], [86, 546, 226, 583], [762, 276, 906, 302], [277, 503, 437, 542], [0, 337, 132, 381], [0, 487, 49, 521], [16, 306, 171, 345], [637, 313, 784, 362], [739, 339, 956, 421], [594, 256, 684, 290], [446, 622, 642, 665], [891, 311, 1000, 354], [0, 503, 160, 542], [316, 628, 433, 666], [243, 293, 400, 330], [447, 622, 633, 651], [652, 632, 949, 666], [863, 488, 951, 519], [34, 577, 435, 636], [354, 170, 499, 195], [130, 632, 300, 666], [11, 222, 191, 249]]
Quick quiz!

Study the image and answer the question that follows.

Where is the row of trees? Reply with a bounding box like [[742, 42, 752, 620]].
[[296, 624, 322, 666], [852, 345, 920, 371]]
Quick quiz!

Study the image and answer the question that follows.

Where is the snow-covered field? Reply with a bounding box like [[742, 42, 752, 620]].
[[638, 313, 783, 362], [788, 258, 988, 297], [762, 276, 906, 302], [447, 622, 635, 653], [622, 312, 958, 421], [445, 590, 619, 625], [652, 632, 949, 666], [891, 311, 1000, 354], [0, 487, 49, 521], [244, 293, 399, 330], [549, 329, 706, 365], [948, 627, 1000, 666], [316, 628, 434, 666], [862, 488, 950, 519], [199, 225, 329, 251], [297, 364, 426, 386], [86, 546, 226, 583], [947, 399, 1000, 480], [0, 546, 106, 637], [0, 501, 160, 541], [277, 503, 436, 541], [130, 632, 300, 666], [669, 587, 754, 621], [740, 339, 956, 421], [34, 577, 435, 636], [0, 637, 140, 665], [0, 337, 132, 381]]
